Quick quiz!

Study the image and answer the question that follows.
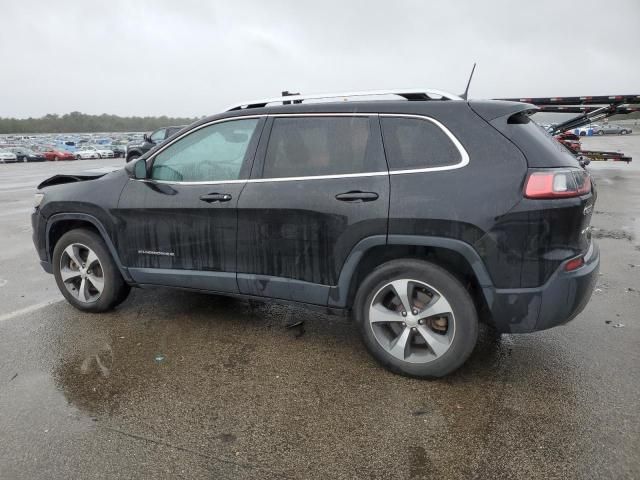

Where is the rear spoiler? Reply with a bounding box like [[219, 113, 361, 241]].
[[468, 100, 538, 122], [493, 94, 640, 135]]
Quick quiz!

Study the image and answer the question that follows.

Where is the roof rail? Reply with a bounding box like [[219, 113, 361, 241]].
[[226, 89, 462, 111]]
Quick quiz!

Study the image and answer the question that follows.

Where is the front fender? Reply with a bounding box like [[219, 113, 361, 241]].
[[45, 213, 133, 282]]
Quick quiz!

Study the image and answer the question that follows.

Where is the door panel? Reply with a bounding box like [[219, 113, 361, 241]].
[[237, 176, 389, 286], [236, 115, 389, 304], [114, 117, 264, 293], [116, 180, 243, 273]]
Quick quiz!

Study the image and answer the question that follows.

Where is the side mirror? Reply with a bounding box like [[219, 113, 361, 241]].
[[133, 158, 148, 179], [143, 133, 151, 142]]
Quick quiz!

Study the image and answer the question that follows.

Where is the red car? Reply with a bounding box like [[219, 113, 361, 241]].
[[40, 147, 76, 161], [554, 132, 581, 153]]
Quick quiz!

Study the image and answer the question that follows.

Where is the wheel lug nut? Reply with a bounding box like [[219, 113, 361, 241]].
[[401, 311, 407, 317], [418, 319, 423, 325], [401, 322, 406, 327], [412, 309, 418, 315], [411, 327, 417, 332]]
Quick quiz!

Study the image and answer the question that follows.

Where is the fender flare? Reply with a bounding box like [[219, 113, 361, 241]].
[[45, 212, 133, 282], [328, 234, 495, 308]]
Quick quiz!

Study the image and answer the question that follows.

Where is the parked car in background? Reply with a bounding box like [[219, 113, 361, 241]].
[[92, 145, 115, 158], [125, 125, 186, 162], [572, 124, 599, 136], [40, 147, 76, 161], [75, 146, 101, 160], [554, 132, 581, 153], [8, 147, 46, 162], [110, 144, 126, 158], [56, 140, 77, 152], [594, 124, 632, 135], [0, 148, 18, 163]]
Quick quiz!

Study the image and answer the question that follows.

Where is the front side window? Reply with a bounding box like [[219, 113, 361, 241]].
[[149, 129, 166, 143], [150, 119, 259, 182], [381, 117, 462, 170], [263, 116, 375, 178]]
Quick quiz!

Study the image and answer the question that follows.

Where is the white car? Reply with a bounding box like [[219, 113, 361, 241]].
[[0, 148, 18, 163], [571, 124, 600, 136], [75, 146, 100, 160], [92, 146, 115, 158]]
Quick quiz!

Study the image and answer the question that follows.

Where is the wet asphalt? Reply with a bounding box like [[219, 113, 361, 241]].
[[0, 139, 639, 479]]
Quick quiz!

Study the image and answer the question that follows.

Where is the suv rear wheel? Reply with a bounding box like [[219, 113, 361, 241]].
[[53, 229, 130, 312], [354, 259, 478, 378]]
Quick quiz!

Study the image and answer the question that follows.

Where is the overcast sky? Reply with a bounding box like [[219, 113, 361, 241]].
[[1, 0, 639, 118]]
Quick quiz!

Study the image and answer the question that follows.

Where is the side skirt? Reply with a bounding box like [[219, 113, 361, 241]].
[[131, 283, 350, 317]]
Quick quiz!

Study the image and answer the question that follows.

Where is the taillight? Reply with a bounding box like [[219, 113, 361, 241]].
[[524, 169, 591, 199], [564, 256, 584, 272]]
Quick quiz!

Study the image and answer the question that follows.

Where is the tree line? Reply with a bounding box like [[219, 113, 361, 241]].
[[0, 112, 199, 134]]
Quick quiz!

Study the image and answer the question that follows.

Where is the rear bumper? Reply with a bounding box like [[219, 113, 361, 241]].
[[488, 241, 600, 333]]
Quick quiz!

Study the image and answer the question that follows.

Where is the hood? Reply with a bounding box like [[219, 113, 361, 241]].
[[37, 166, 122, 189]]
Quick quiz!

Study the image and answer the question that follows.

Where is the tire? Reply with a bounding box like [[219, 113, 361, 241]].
[[598, 130, 604, 135], [354, 259, 478, 378], [126, 154, 140, 163], [52, 228, 131, 312], [620, 130, 628, 135], [76, 155, 81, 160]]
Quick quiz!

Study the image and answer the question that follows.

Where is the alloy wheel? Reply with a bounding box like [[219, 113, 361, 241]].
[[368, 279, 455, 363], [59, 243, 105, 303]]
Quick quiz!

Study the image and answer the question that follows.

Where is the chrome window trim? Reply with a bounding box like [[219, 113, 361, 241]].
[[141, 113, 469, 186]]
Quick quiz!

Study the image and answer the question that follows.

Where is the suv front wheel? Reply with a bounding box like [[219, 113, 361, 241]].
[[53, 229, 131, 312], [354, 259, 478, 378]]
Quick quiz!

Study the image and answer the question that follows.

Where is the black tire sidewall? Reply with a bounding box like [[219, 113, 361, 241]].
[[52, 229, 126, 312], [355, 259, 478, 378]]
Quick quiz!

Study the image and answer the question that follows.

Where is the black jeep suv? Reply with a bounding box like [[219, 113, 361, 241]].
[[31, 90, 599, 378], [125, 125, 186, 163]]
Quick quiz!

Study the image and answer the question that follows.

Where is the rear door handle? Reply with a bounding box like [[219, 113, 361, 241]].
[[335, 191, 379, 202], [200, 193, 232, 203]]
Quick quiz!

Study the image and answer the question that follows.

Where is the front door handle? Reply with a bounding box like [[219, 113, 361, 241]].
[[335, 191, 379, 202], [200, 193, 232, 203]]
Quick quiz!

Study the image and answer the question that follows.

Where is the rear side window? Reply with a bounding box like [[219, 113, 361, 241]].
[[381, 117, 461, 170], [263, 116, 379, 178]]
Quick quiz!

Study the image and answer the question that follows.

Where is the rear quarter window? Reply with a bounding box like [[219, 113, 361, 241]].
[[380, 116, 462, 170]]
